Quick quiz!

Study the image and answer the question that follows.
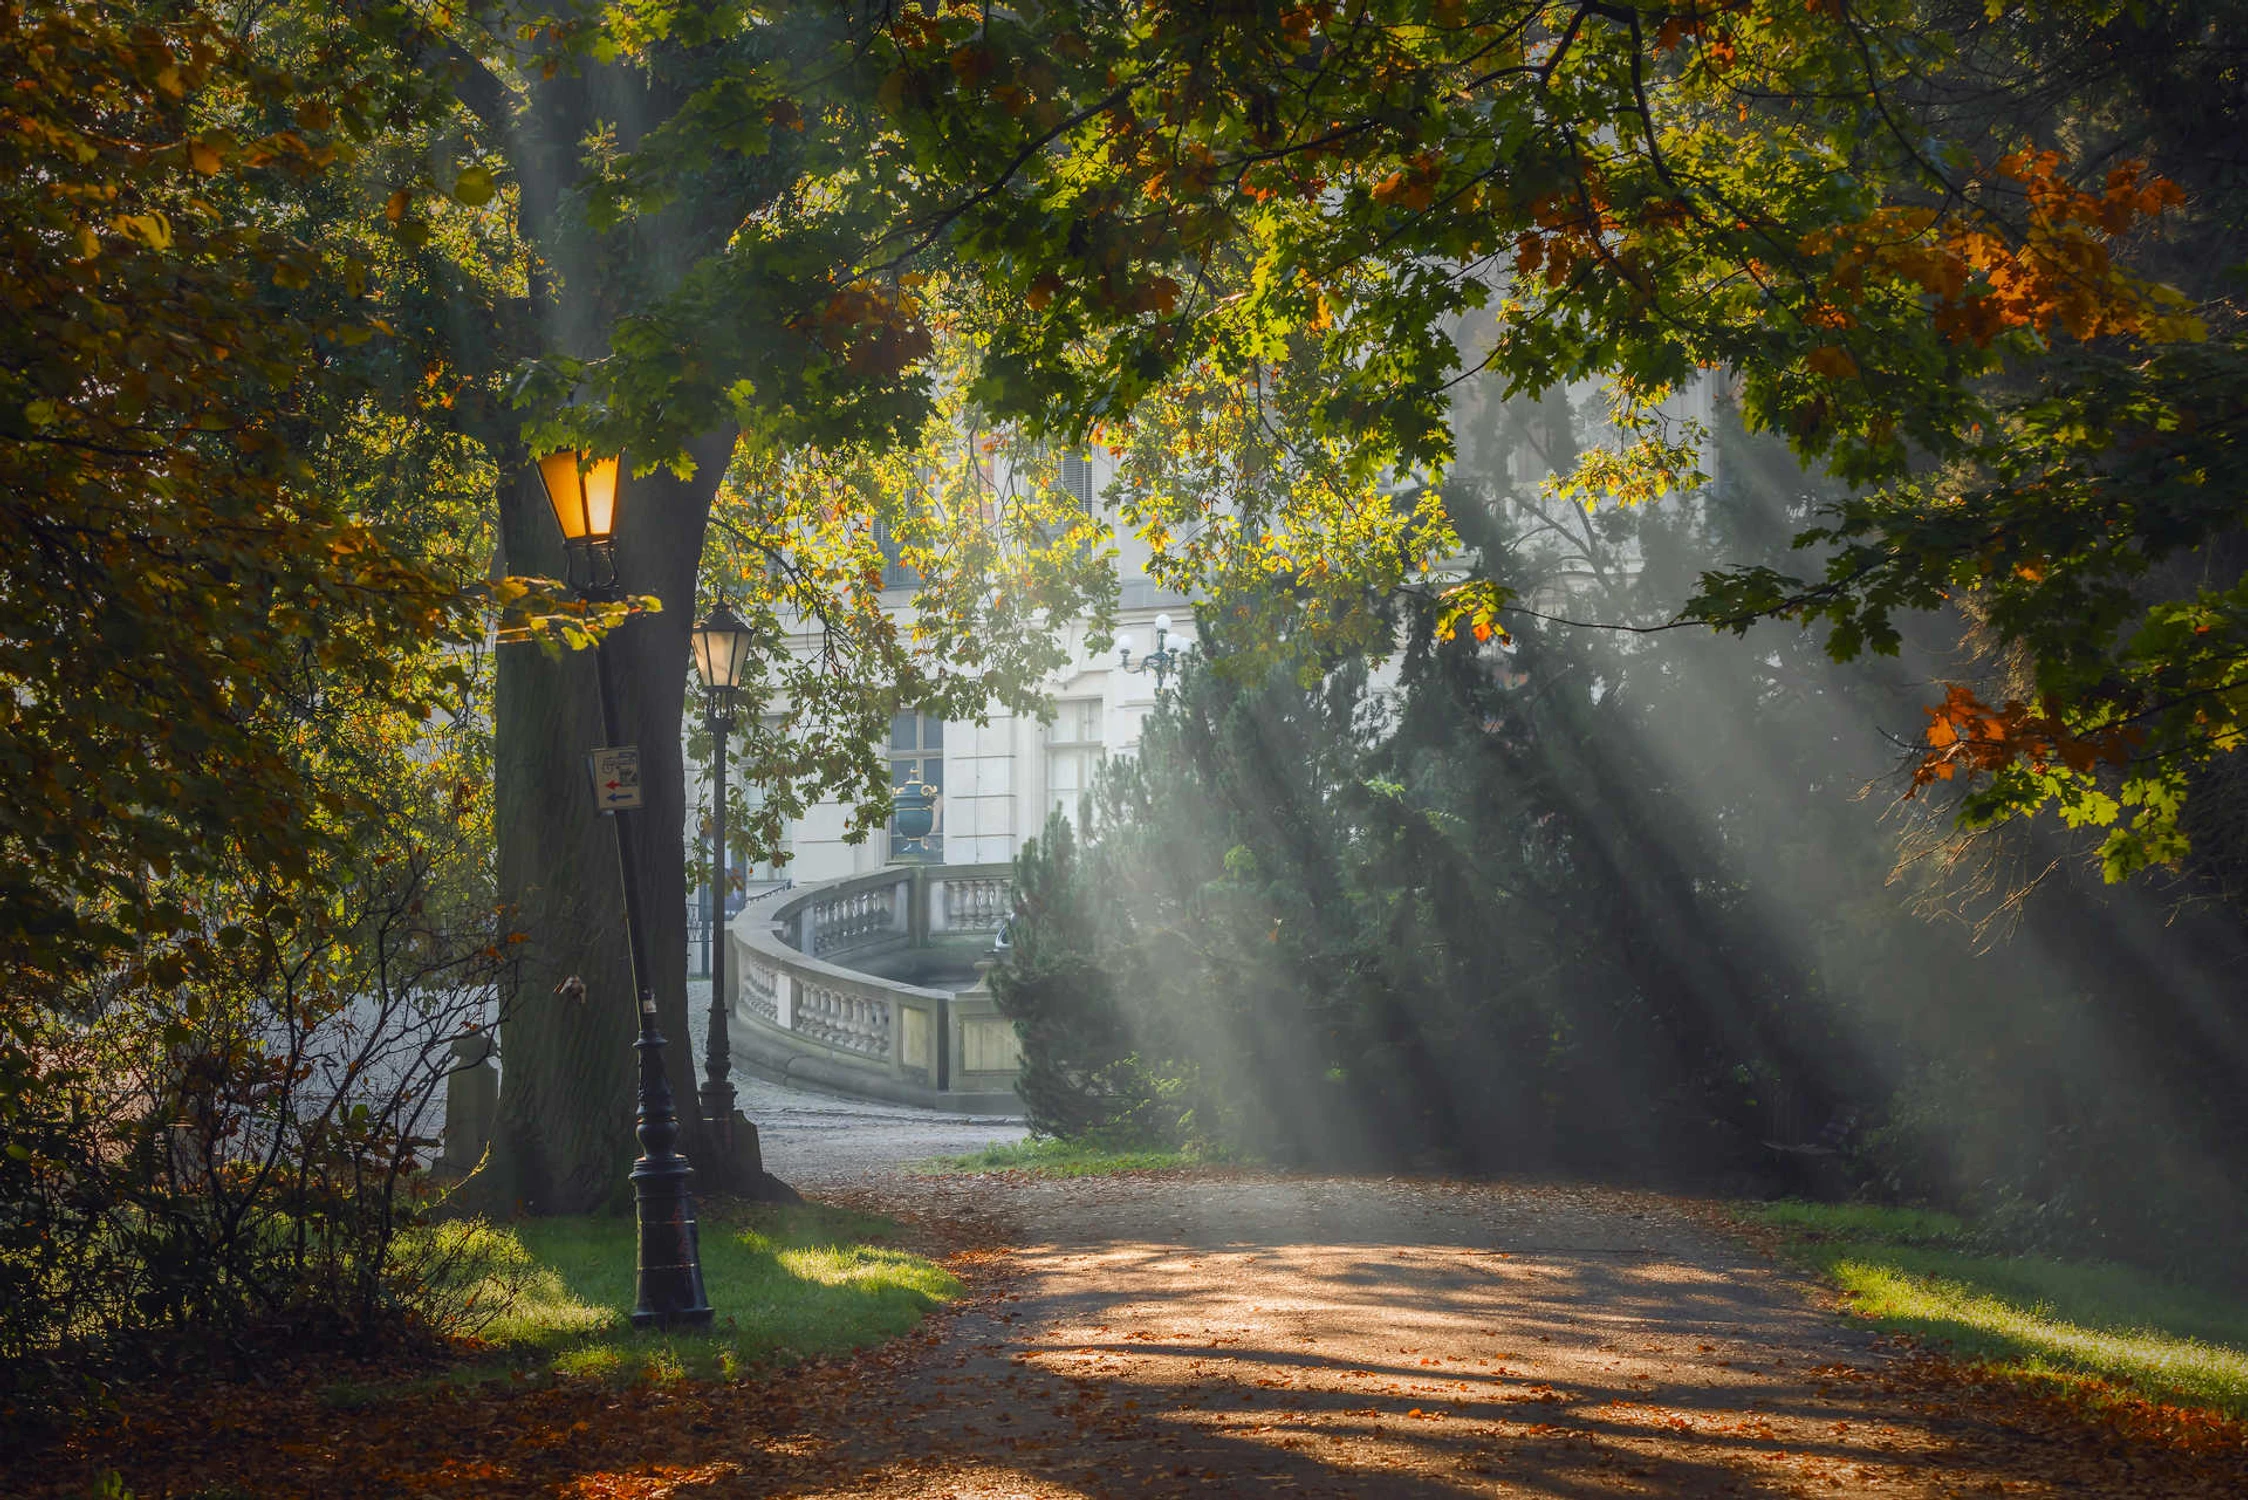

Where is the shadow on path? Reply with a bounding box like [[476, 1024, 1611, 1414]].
[[767, 1174, 2245, 1499]]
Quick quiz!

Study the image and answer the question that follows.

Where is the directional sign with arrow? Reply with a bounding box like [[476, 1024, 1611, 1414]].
[[588, 745, 644, 812]]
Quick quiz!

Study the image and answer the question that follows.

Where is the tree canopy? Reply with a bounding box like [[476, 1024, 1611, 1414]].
[[513, 0, 2241, 873]]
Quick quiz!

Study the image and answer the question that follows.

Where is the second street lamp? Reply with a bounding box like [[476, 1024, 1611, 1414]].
[[689, 603, 757, 1156], [1118, 611, 1191, 694], [534, 447, 712, 1331]]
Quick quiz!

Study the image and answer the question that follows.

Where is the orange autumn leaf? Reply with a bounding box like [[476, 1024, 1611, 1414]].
[[1804, 345, 1859, 379], [1804, 155, 2196, 350], [1911, 685, 2140, 793]]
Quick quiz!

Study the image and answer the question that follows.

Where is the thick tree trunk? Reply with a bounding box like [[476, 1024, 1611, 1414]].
[[467, 46, 758, 1213], [487, 434, 732, 1214]]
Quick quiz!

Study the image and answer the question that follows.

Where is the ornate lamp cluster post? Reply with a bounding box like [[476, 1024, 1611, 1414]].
[[534, 449, 712, 1332], [689, 605, 757, 1147], [1118, 611, 1191, 693]]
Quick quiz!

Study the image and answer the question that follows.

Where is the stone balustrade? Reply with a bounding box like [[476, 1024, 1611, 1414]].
[[938, 875, 1010, 934], [727, 864, 1022, 1113], [808, 882, 904, 958], [790, 979, 893, 1057], [739, 946, 779, 1025]]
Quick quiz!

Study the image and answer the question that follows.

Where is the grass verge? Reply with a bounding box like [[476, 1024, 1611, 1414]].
[[328, 1200, 958, 1402], [1744, 1200, 2248, 1417], [914, 1136, 1201, 1177]]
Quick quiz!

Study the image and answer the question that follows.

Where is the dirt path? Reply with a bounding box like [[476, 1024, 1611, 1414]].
[[789, 1172, 1917, 1497], [766, 1168, 2240, 1499]]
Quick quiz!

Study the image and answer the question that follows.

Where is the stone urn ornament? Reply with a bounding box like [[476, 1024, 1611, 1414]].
[[893, 780, 938, 853]]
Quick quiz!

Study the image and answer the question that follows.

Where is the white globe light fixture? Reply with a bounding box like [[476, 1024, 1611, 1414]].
[[1119, 613, 1189, 693]]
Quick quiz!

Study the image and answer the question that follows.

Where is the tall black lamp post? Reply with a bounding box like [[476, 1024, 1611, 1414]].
[[535, 448, 712, 1331], [688, 603, 756, 1148], [1118, 611, 1191, 693]]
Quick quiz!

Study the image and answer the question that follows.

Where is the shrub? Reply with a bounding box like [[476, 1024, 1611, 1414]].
[[1, 834, 514, 1430]]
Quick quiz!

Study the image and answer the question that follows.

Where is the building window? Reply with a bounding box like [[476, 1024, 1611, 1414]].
[[872, 519, 917, 591], [889, 711, 944, 861], [1059, 452, 1095, 508], [1046, 698, 1103, 828]]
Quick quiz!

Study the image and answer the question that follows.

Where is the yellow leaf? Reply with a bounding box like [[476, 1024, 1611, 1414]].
[[452, 165, 496, 207], [113, 212, 172, 250], [189, 139, 223, 176]]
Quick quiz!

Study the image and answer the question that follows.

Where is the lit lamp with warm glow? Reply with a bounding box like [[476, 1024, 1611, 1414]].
[[533, 447, 712, 1331], [536, 450, 623, 599], [688, 603, 757, 1149]]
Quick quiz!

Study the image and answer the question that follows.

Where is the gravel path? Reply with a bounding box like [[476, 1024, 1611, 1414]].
[[731, 1072, 1027, 1183]]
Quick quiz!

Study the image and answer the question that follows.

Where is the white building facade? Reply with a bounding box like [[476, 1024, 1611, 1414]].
[[702, 448, 1193, 899]]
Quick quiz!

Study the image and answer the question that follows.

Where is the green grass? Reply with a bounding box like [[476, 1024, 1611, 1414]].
[[1744, 1200, 2248, 1417], [913, 1136, 1201, 1177], [1747, 1199, 1969, 1246], [328, 1201, 958, 1402]]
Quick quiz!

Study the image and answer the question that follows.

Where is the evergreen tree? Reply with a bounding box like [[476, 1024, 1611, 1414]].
[[990, 811, 1162, 1142]]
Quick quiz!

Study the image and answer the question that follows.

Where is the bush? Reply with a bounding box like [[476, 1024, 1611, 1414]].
[[1, 827, 515, 1430]]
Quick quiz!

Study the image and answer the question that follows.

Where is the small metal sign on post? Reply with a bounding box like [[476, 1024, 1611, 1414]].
[[589, 745, 644, 813]]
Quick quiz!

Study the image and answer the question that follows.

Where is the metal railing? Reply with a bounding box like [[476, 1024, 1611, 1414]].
[[688, 898, 712, 978]]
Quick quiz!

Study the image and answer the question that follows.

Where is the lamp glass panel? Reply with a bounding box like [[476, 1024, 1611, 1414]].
[[537, 452, 589, 539], [582, 457, 622, 540], [720, 624, 754, 687]]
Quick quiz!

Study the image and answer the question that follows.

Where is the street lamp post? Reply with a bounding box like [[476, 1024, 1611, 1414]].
[[1118, 611, 1191, 693], [535, 448, 712, 1331], [689, 604, 757, 1150]]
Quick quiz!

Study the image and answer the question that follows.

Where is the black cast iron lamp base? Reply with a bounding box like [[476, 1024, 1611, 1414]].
[[630, 989, 713, 1330]]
